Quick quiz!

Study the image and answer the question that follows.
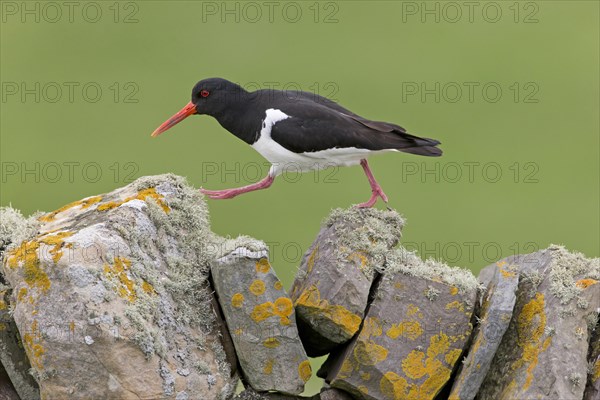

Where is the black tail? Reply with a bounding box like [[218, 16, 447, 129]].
[[400, 145, 442, 157], [396, 131, 442, 157]]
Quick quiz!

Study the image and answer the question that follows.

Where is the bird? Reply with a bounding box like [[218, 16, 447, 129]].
[[151, 78, 442, 207]]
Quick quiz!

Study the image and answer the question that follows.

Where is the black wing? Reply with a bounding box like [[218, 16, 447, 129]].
[[270, 97, 442, 156]]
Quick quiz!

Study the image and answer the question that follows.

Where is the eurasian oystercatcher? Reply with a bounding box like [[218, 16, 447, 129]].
[[151, 78, 442, 207]]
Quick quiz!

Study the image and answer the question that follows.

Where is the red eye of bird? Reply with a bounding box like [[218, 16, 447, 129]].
[[200, 90, 210, 98]]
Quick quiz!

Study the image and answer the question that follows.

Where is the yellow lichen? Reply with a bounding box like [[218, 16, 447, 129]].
[[306, 246, 318, 273], [295, 285, 361, 337], [499, 268, 515, 278], [449, 286, 458, 295], [406, 304, 423, 319], [249, 279, 266, 296], [360, 371, 371, 381], [445, 301, 465, 313], [141, 281, 155, 294], [338, 358, 356, 379], [20, 242, 50, 294], [97, 188, 169, 213], [353, 340, 388, 366], [576, 279, 598, 289], [513, 292, 551, 390], [445, 348, 463, 365], [387, 321, 423, 341], [103, 257, 136, 302], [23, 320, 45, 370], [358, 385, 369, 395], [263, 358, 274, 374], [273, 297, 293, 325], [347, 251, 369, 273], [39, 231, 73, 264], [592, 359, 600, 382], [6, 231, 75, 296], [263, 337, 280, 348], [274, 281, 283, 290], [38, 195, 102, 222], [0, 299, 5, 311], [250, 302, 274, 322], [6, 240, 39, 270], [378, 333, 458, 399], [360, 317, 383, 339], [17, 287, 28, 302], [298, 360, 312, 383], [255, 258, 271, 273], [402, 350, 428, 379], [231, 293, 244, 308], [380, 371, 411, 399]]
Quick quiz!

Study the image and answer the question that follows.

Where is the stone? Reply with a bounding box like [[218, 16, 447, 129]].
[[323, 248, 479, 400], [319, 385, 354, 400], [211, 247, 310, 394], [1, 175, 241, 399], [0, 208, 41, 400], [233, 387, 320, 400], [478, 246, 600, 399], [0, 362, 19, 400], [584, 319, 600, 400], [0, 286, 40, 400], [448, 260, 520, 400], [290, 208, 403, 356]]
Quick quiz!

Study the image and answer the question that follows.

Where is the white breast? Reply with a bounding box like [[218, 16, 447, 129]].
[[252, 108, 384, 176]]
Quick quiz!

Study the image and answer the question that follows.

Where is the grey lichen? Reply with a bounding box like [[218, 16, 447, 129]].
[[110, 174, 216, 329], [569, 372, 582, 388], [323, 207, 404, 275], [383, 247, 480, 294], [426, 285, 440, 301], [159, 361, 175, 396], [544, 326, 556, 337], [2, 175, 243, 397], [548, 244, 600, 305], [586, 310, 599, 331], [0, 206, 41, 256], [213, 235, 267, 260]]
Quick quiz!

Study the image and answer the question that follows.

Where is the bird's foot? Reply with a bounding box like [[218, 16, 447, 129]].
[[356, 187, 388, 208], [199, 175, 275, 200], [199, 187, 242, 199]]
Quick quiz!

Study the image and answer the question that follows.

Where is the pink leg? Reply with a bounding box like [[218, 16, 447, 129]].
[[200, 175, 275, 200], [357, 159, 388, 208]]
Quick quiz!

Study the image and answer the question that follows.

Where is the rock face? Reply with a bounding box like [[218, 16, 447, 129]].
[[449, 260, 519, 400], [211, 247, 310, 394], [1, 175, 239, 399], [233, 387, 320, 400], [323, 248, 479, 400], [0, 363, 19, 400], [0, 286, 39, 400], [584, 320, 600, 400], [290, 208, 403, 356], [2, 178, 599, 400], [0, 208, 41, 400], [478, 247, 600, 400]]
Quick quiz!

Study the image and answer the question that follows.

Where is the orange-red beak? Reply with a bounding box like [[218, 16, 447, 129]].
[[151, 101, 197, 137]]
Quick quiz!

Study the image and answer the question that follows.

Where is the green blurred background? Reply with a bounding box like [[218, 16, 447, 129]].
[[1, 1, 598, 394]]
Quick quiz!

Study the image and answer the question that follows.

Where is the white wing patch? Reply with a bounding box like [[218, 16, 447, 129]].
[[252, 108, 383, 176]]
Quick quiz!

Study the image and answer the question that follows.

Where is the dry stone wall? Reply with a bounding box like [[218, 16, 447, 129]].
[[0, 175, 598, 400]]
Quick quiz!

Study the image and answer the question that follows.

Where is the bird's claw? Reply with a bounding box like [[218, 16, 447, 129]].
[[356, 187, 389, 208]]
